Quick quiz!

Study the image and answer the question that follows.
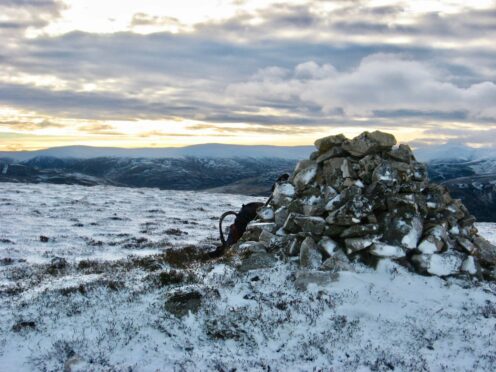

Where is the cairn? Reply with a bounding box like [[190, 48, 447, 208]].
[[236, 131, 496, 278]]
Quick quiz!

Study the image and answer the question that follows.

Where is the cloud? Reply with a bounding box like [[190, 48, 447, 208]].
[[227, 54, 496, 120], [0, 1, 495, 148], [0, 0, 65, 37], [0, 118, 64, 130], [78, 123, 125, 135]]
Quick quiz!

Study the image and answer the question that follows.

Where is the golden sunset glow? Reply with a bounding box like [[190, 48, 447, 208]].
[[1, 0, 496, 151]]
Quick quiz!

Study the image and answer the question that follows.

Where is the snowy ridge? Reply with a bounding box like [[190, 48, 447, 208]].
[[0, 183, 495, 371]]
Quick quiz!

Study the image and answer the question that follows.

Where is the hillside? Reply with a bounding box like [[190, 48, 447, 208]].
[[0, 182, 495, 371]]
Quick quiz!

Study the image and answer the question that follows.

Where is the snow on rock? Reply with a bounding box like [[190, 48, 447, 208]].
[[318, 236, 338, 256], [293, 163, 318, 190], [462, 256, 477, 275], [242, 130, 494, 279], [413, 253, 463, 276], [369, 242, 406, 258]]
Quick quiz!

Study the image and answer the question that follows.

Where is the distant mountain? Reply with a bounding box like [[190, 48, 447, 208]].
[[0, 156, 296, 196], [428, 157, 496, 222], [413, 142, 496, 162], [0, 144, 314, 161], [2, 142, 496, 221]]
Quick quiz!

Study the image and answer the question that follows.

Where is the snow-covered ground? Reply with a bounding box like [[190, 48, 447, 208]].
[[0, 182, 495, 371]]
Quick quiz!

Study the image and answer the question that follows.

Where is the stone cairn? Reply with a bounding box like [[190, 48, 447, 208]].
[[235, 131, 496, 278]]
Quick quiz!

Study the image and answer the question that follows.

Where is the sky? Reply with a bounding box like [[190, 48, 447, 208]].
[[0, 0, 495, 151]]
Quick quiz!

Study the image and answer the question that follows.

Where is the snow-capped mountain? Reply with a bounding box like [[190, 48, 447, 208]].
[[414, 142, 496, 162], [0, 156, 297, 195], [0, 144, 314, 161], [0, 182, 495, 371]]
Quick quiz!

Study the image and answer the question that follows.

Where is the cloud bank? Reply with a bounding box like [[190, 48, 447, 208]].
[[0, 0, 495, 149]]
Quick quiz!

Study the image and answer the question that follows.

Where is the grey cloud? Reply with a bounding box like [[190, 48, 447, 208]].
[[0, 0, 495, 146], [227, 54, 496, 120]]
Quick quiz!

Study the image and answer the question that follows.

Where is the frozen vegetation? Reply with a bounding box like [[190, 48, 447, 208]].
[[0, 182, 495, 371]]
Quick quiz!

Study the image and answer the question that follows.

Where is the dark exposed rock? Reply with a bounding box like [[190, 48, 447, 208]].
[[12, 320, 36, 332], [473, 236, 496, 266], [164, 288, 203, 317]]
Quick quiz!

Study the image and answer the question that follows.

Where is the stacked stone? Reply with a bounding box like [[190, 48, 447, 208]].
[[237, 131, 496, 278]]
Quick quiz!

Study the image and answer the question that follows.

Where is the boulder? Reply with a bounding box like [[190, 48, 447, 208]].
[[382, 214, 423, 250], [342, 131, 396, 157], [299, 237, 323, 269], [388, 144, 414, 163], [369, 242, 405, 258], [345, 236, 377, 253], [318, 236, 339, 256], [238, 252, 277, 272], [412, 252, 463, 276], [294, 271, 339, 290], [473, 236, 496, 266], [321, 250, 353, 272], [314, 133, 347, 153], [293, 163, 318, 191]]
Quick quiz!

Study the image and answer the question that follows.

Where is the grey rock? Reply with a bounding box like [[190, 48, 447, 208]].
[[287, 238, 301, 256], [388, 144, 414, 163], [283, 212, 303, 233], [316, 146, 346, 163], [301, 195, 326, 216], [293, 163, 318, 191], [456, 237, 477, 254], [321, 251, 352, 272], [473, 236, 496, 266], [358, 154, 382, 184], [314, 133, 347, 153], [318, 236, 339, 256], [342, 131, 396, 157], [235, 241, 267, 254], [412, 252, 463, 276], [372, 161, 399, 187], [272, 182, 295, 207], [259, 230, 276, 245], [345, 236, 377, 253], [294, 216, 326, 235], [294, 270, 339, 290], [294, 159, 315, 174], [369, 242, 405, 258], [368, 130, 397, 148], [340, 224, 379, 238], [323, 157, 347, 190], [257, 206, 274, 221], [300, 237, 323, 269], [382, 214, 423, 250], [274, 206, 289, 227], [246, 222, 276, 235], [238, 252, 277, 272], [326, 195, 373, 225]]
